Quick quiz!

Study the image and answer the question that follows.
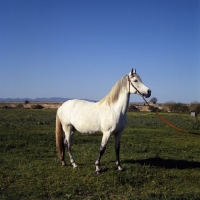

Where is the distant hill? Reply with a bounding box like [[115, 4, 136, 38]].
[[0, 97, 96, 102]]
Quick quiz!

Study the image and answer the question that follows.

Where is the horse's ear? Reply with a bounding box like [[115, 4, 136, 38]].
[[129, 68, 136, 76], [129, 68, 133, 75]]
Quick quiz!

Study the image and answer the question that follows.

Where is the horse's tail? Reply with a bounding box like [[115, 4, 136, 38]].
[[55, 113, 63, 162]]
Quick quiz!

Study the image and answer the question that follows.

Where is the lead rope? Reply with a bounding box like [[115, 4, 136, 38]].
[[127, 75, 200, 135]]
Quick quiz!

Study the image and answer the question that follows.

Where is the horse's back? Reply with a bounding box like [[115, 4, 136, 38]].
[[57, 99, 94, 118], [59, 99, 97, 115]]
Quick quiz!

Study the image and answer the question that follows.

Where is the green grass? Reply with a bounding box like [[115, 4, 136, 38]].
[[0, 109, 200, 199]]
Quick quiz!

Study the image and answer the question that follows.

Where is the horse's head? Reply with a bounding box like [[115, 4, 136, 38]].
[[128, 68, 151, 98]]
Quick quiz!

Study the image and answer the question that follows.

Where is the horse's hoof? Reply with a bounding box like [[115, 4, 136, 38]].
[[95, 168, 101, 174], [72, 163, 78, 168], [61, 161, 66, 166], [117, 166, 124, 171]]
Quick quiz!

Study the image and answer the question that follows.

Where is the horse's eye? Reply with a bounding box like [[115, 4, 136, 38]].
[[133, 79, 138, 82]]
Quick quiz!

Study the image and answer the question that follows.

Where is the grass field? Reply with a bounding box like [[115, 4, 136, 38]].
[[1, 108, 200, 199]]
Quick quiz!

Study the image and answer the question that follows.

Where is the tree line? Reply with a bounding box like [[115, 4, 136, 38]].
[[163, 101, 200, 113]]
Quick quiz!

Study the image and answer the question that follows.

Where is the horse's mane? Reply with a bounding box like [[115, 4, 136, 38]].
[[98, 76, 128, 105]]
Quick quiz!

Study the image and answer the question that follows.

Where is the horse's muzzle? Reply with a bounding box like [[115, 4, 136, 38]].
[[144, 89, 151, 98]]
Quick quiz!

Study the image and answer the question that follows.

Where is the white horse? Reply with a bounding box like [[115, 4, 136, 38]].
[[56, 68, 151, 173]]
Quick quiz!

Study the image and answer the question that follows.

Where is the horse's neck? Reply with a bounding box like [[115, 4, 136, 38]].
[[113, 89, 130, 115]]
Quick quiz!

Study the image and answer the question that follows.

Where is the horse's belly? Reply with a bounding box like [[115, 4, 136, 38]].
[[72, 119, 102, 135], [82, 131, 103, 136], [76, 127, 103, 135]]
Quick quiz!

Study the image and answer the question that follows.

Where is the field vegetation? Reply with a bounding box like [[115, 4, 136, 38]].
[[0, 108, 200, 199]]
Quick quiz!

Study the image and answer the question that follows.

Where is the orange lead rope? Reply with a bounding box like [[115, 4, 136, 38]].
[[127, 75, 200, 135], [155, 112, 188, 133]]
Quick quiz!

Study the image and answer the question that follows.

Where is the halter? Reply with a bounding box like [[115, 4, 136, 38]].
[[127, 74, 143, 96]]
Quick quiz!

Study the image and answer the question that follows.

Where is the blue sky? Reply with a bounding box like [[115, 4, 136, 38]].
[[0, 0, 199, 103]]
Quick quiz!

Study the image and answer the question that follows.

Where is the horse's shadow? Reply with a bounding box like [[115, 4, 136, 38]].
[[124, 156, 200, 169]]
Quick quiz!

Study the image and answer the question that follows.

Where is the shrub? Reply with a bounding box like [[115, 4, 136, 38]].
[[1, 105, 11, 109], [128, 104, 139, 112], [148, 106, 160, 112], [31, 104, 44, 109], [16, 104, 24, 108], [149, 97, 158, 104], [164, 102, 189, 113], [190, 102, 200, 113], [24, 100, 29, 104]]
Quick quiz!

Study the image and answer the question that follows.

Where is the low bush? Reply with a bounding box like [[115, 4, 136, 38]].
[[16, 103, 24, 108], [31, 104, 44, 109], [190, 102, 200, 113], [165, 102, 189, 113], [128, 104, 139, 111], [148, 105, 160, 112]]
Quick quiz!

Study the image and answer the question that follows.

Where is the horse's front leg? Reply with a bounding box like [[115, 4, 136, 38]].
[[114, 132, 124, 171], [95, 132, 111, 174]]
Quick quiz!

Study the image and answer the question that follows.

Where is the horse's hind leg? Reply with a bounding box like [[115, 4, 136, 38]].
[[61, 140, 66, 166], [63, 125, 78, 168]]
